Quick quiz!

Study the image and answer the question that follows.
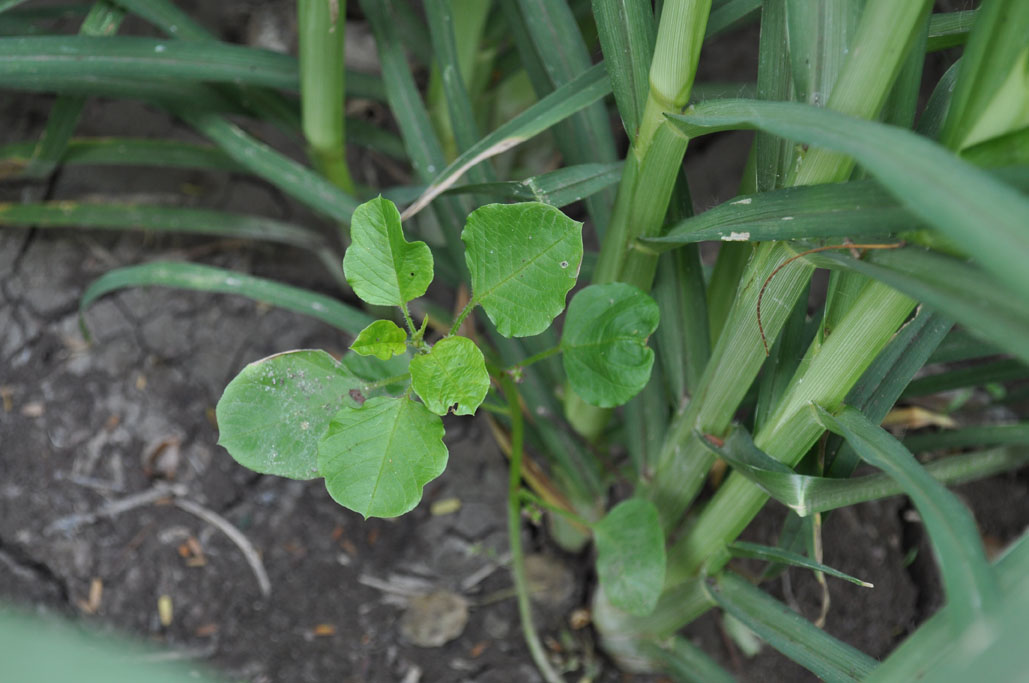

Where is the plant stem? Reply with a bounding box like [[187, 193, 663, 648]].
[[566, 0, 713, 440], [360, 373, 411, 392], [298, 0, 356, 195], [500, 374, 564, 683], [448, 299, 476, 337], [506, 345, 562, 372], [519, 489, 594, 531]]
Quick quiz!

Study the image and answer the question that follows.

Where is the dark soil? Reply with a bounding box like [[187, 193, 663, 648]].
[[2, 2, 1026, 682]]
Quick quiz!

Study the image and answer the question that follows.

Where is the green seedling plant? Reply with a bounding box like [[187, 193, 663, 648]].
[[2, 0, 1029, 681], [215, 196, 659, 521]]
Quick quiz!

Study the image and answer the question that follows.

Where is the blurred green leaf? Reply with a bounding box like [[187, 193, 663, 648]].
[[217, 350, 363, 480], [318, 397, 447, 519], [594, 498, 666, 617], [562, 283, 659, 408]]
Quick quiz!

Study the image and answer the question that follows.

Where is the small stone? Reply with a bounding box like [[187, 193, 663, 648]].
[[399, 590, 469, 647]]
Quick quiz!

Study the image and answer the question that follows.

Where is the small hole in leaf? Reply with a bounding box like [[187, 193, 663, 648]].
[[560, 261, 569, 268]]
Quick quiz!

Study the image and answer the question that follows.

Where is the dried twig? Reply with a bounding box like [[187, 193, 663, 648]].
[[173, 498, 271, 597]]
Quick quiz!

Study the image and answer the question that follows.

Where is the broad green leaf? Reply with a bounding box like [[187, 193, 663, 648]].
[[594, 498, 666, 617], [729, 541, 873, 587], [217, 350, 362, 480], [463, 202, 582, 338], [705, 572, 878, 681], [562, 283, 659, 408], [667, 99, 1029, 299], [318, 397, 447, 518], [80, 261, 374, 338], [409, 336, 489, 416], [350, 320, 408, 361], [343, 196, 433, 306], [814, 406, 1000, 623]]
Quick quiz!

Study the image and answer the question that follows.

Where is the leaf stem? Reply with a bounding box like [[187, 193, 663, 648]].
[[448, 298, 476, 337], [518, 489, 594, 531], [361, 373, 411, 392], [500, 374, 564, 683], [506, 345, 562, 372], [401, 302, 418, 338]]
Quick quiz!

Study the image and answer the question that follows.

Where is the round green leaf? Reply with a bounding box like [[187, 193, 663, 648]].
[[216, 350, 362, 480], [318, 396, 448, 518], [343, 196, 433, 306], [462, 202, 582, 337], [562, 283, 659, 407], [350, 319, 408, 360], [410, 336, 490, 416], [594, 498, 666, 617]]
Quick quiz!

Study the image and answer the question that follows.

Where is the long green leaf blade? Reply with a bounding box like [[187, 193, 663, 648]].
[[592, 0, 656, 138], [728, 541, 873, 587], [814, 406, 1000, 623], [0, 36, 298, 90], [401, 63, 611, 219], [81, 262, 373, 337], [442, 162, 624, 207], [667, 99, 1029, 298], [705, 572, 878, 682], [175, 111, 358, 223], [811, 247, 1029, 366]]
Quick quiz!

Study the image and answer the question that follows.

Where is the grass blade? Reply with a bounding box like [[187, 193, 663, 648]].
[[641, 635, 736, 683], [0, 36, 298, 90], [0, 138, 242, 175], [940, 0, 1029, 151], [901, 358, 1029, 398], [667, 100, 1029, 298], [729, 541, 873, 587], [928, 327, 1002, 365], [814, 406, 1000, 623], [705, 0, 761, 40], [442, 162, 624, 207], [505, 1, 619, 236], [702, 426, 1029, 516], [174, 110, 358, 223], [811, 247, 1029, 367], [704, 572, 878, 682], [0, 201, 345, 288], [926, 9, 977, 52], [401, 63, 611, 219], [868, 528, 1029, 682], [81, 262, 373, 339], [21, 1, 125, 180], [649, 166, 1029, 248], [592, 0, 656, 138], [904, 423, 1029, 453]]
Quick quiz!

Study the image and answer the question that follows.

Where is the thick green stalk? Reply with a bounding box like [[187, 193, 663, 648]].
[[791, 0, 932, 185], [298, 0, 355, 195], [567, 0, 712, 438], [647, 242, 812, 526], [667, 282, 916, 587]]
